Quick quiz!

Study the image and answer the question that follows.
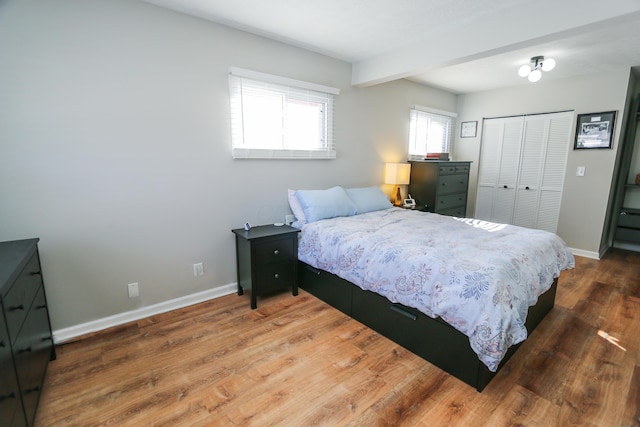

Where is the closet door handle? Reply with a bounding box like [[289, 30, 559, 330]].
[[503, 185, 508, 189]]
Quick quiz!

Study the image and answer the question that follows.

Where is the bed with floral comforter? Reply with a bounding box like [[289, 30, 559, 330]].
[[298, 208, 574, 372]]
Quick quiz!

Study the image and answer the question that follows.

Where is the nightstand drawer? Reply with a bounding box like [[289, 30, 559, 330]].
[[256, 262, 296, 292], [436, 193, 466, 212], [438, 174, 468, 195], [254, 238, 295, 264]]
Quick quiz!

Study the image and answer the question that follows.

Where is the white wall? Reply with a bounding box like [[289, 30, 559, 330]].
[[454, 68, 633, 256], [0, 0, 457, 330]]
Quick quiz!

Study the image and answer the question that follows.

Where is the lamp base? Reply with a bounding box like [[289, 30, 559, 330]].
[[392, 186, 402, 207]]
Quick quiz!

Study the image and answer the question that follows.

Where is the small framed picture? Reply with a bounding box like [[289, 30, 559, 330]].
[[574, 111, 616, 149], [461, 121, 477, 138]]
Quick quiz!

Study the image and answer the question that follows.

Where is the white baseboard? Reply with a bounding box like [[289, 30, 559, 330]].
[[49, 245, 604, 344], [568, 247, 600, 260], [52, 283, 237, 344]]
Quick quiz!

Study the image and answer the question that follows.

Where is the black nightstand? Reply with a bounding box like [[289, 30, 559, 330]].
[[231, 224, 300, 309]]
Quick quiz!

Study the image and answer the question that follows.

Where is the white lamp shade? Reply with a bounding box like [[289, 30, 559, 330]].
[[528, 69, 542, 82], [541, 58, 556, 72], [385, 163, 411, 185], [518, 64, 531, 77]]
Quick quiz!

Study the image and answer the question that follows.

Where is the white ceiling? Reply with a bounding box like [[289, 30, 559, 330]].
[[142, 0, 640, 94]]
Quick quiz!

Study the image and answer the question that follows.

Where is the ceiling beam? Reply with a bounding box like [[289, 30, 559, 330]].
[[351, 0, 640, 87]]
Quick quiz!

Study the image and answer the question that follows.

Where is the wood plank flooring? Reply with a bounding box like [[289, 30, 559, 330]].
[[35, 249, 640, 426]]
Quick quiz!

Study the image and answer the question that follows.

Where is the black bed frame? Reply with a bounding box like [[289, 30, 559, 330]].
[[299, 261, 558, 392]]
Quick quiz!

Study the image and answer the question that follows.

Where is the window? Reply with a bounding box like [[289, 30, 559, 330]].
[[229, 67, 339, 159], [408, 105, 457, 160]]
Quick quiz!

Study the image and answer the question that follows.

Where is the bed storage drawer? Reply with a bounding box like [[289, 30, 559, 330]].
[[297, 260, 559, 392], [351, 287, 484, 388], [299, 262, 352, 315]]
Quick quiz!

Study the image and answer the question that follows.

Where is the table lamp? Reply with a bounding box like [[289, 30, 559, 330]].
[[385, 163, 411, 206]]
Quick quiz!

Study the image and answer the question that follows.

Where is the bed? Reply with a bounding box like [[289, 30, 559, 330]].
[[289, 186, 575, 391]]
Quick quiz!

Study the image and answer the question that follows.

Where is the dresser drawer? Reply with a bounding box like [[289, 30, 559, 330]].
[[438, 206, 466, 217], [438, 174, 469, 195], [618, 212, 640, 229], [438, 165, 458, 175], [436, 193, 466, 212], [4, 253, 42, 343], [0, 313, 23, 427], [13, 286, 53, 427], [615, 226, 640, 243], [0, 239, 54, 427], [254, 238, 295, 265]]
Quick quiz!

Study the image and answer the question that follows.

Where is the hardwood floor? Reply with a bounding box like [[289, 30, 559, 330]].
[[35, 249, 640, 426]]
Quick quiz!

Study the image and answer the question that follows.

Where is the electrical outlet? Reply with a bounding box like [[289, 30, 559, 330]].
[[193, 262, 204, 277], [576, 166, 585, 177], [285, 214, 295, 226], [127, 282, 139, 298]]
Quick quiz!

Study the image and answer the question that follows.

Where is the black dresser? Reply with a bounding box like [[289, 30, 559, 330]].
[[0, 239, 55, 427], [408, 161, 471, 216]]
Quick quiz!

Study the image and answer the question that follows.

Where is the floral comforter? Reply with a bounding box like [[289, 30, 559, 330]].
[[298, 208, 574, 371]]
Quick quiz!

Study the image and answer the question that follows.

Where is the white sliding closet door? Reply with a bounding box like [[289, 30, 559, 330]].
[[476, 116, 524, 223], [512, 117, 546, 229], [476, 111, 572, 233], [537, 113, 573, 232]]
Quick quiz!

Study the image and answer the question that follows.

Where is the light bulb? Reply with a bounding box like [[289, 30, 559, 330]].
[[541, 58, 556, 72], [518, 64, 531, 77], [528, 69, 542, 82]]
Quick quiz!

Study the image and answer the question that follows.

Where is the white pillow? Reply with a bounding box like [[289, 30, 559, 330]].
[[345, 186, 393, 213], [288, 189, 307, 225], [295, 186, 357, 223]]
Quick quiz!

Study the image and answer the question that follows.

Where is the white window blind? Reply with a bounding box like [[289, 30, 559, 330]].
[[229, 67, 339, 159], [408, 105, 457, 160]]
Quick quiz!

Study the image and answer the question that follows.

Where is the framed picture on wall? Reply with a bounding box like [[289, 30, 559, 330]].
[[460, 121, 477, 138], [574, 111, 616, 149]]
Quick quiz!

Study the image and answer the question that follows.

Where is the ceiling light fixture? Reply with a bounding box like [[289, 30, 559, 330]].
[[518, 56, 555, 83]]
